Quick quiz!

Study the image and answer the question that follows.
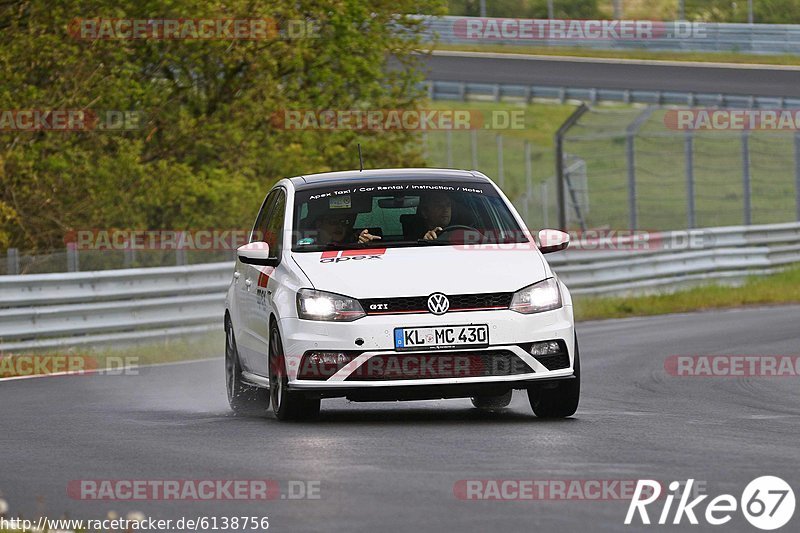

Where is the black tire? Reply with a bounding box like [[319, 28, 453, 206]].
[[269, 322, 320, 421], [225, 316, 269, 416], [471, 390, 513, 411], [527, 337, 581, 418]]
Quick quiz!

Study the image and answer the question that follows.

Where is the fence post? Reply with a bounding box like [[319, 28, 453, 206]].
[[555, 104, 589, 229], [446, 129, 453, 168], [742, 131, 752, 225], [624, 107, 656, 231], [541, 181, 549, 228], [685, 132, 696, 228], [795, 133, 800, 221], [626, 132, 637, 230], [66, 242, 79, 272], [496, 135, 504, 187], [471, 129, 478, 170], [7, 247, 19, 275]]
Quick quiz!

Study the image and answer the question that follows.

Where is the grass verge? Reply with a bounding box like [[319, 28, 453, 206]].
[[0, 330, 223, 379], [436, 43, 800, 66], [573, 264, 800, 321]]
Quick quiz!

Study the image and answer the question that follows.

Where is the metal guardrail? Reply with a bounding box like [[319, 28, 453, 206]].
[[427, 80, 800, 109], [422, 16, 800, 55], [1, 222, 799, 350], [0, 263, 232, 351], [548, 222, 800, 294]]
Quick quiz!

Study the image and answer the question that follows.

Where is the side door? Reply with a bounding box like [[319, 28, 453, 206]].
[[236, 189, 279, 372], [243, 188, 286, 377]]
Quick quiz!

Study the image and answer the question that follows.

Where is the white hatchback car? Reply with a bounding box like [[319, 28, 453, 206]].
[[225, 169, 578, 420]]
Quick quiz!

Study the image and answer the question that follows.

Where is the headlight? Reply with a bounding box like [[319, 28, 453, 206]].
[[296, 289, 366, 321], [509, 278, 562, 314]]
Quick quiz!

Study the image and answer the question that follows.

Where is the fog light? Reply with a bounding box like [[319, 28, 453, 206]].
[[529, 341, 562, 356], [299, 351, 357, 380]]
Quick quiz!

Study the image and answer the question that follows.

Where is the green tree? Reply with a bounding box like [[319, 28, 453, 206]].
[[0, 0, 445, 251]]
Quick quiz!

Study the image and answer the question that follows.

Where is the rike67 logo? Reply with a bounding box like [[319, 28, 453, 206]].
[[626, 477, 795, 530]]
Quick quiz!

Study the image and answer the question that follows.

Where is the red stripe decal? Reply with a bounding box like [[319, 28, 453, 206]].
[[341, 248, 386, 257]]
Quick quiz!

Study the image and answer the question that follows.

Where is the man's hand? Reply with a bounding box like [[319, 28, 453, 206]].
[[358, 229, 382, 243], [423, 227, 443, 240]]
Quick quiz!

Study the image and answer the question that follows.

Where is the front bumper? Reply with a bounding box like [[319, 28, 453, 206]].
[[278, 306, 575, 396]]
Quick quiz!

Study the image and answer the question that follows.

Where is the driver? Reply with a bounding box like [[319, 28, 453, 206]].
[[417, 192, 452, 240]]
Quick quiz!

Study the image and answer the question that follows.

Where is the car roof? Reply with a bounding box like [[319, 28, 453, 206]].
[[288, 168, 490, 191]]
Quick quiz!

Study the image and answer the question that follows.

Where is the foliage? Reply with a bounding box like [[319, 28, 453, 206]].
[[0, 0, 445, 251]]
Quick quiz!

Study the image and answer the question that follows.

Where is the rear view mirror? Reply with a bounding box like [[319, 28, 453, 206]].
[[538, 229, 570, 254], [237, 242, 277, 266]]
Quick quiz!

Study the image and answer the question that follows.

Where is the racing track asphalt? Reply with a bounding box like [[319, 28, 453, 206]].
[[1, 305, 799, 532], [421, 51, 800, 98]]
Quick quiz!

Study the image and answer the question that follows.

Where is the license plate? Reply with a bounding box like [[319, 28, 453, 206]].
[[394, 324, 489, 351]]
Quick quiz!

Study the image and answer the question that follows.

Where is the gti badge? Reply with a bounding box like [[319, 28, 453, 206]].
[[427, 293, 450, 315]]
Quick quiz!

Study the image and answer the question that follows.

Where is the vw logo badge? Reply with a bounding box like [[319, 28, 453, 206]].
[[427, 293, 450, 315]]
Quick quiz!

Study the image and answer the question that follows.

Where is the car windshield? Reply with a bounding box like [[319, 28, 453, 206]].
[[291, 179, 530, 252]]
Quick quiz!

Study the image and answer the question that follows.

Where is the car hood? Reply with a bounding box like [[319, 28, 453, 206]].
[[291, 245, 550, 298]]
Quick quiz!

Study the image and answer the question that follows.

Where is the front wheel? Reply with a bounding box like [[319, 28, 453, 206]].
[[527, 337, 580, 418], [225, 316, 269, 416], [269, 322, 320, 421]]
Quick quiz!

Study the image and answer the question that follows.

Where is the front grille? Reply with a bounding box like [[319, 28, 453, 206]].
[[345, 350, 533, 381], [360, 292, 513, 315]]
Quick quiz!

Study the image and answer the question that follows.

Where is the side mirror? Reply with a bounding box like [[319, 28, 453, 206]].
[[237, 242, 277, 266], [538, 229, 569, 254]]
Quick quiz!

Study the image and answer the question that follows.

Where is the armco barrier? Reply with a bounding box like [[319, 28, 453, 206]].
[[426, 80, 800, 109], [0, 263, 232, 351], [1, 222, 799, 350], [421, 16, 800, 55]]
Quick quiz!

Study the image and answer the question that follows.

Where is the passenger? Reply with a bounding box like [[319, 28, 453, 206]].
[[314, 213, 381, 244]]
